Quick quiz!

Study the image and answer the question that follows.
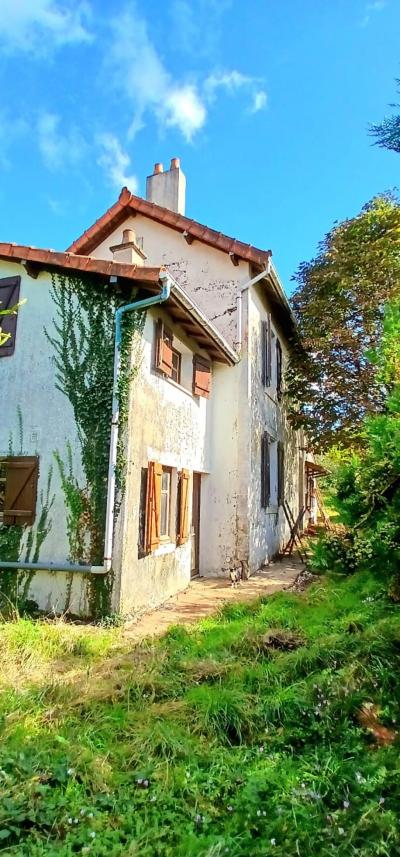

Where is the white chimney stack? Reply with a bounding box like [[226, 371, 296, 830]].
[[146, 157, 186, 215]]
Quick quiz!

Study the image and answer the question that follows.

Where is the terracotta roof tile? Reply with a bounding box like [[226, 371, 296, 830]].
[[67, 188, 272, 267], [0, 243, 163, 283]]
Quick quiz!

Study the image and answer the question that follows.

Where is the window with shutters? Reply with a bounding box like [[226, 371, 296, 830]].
[[0, 276, 21, 357], [277, 441, 285, 506], [276, 339, 283, 400], [0, 456, 39, 526], [261, 317, 272, 387], [261, 432, 271, 509], [193, 355, 211, 398], [155, 320, 183, 383]]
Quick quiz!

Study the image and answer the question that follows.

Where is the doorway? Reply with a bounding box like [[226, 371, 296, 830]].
[[191, 473, 201, 578]]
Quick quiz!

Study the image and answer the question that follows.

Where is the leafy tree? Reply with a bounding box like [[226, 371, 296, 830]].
[[309, 300, 400, 596], [370, 79, 400, 153], [286, 195, 400, 449]]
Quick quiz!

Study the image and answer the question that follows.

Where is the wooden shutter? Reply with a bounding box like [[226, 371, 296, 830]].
[[261, 433, 270, 509], [177, 468, 190, 545], [145, 461, 162, 552], [0, 276, 21, 357], [261, 316, 272, 387], [276, 339, 283, 399], [3, 456, 39, 526], [193, 355, 212, 398], [278, 441, 285, 506], [155, 320, 173, 377]]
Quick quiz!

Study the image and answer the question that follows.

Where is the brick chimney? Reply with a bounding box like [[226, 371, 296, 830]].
[[146, 158, 186, 215], [109, 228, 147, 266]]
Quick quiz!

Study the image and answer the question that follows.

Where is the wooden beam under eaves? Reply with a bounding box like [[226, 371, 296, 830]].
[[229, 251, 240, 267], [183, 230, 194, 245], [21, 260, 40, 279]]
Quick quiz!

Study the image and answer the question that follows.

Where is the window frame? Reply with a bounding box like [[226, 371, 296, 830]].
[[171, 346, 182, 385], [159, 466, 172, 540], [261, 431, 271, 509]]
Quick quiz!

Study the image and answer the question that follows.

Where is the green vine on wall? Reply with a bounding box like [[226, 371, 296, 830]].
[[45, 274, 145, 618]]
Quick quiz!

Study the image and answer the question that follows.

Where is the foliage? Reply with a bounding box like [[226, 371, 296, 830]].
[[45, 274, 145, 617], [370, 79, 400, 154], [309, 302, 400, 592], [0, 571, 399, 855], [286, 195, 400, 449]]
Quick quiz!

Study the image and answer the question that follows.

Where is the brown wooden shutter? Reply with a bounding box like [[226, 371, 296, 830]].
[[276, 339, 283, 399], [261, 316, 272, 387], [278, 441, 285, 506], [0, 276, 21, 357], [261, 432, 270, 509], [177, 468, 190, 545], [145, 461, 162, 552], [155, 320, 173, 377], [3, 456, 39, 526], [193, 355, 212, 398]]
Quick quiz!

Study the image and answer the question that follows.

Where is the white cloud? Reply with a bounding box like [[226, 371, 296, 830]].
[[250, 90, 268, 113], [161, 86, 207, 141], [97, 134, 138, 192], [0, 0, 93, 53], [108, 6, 206, 142], [108, 5, 266, 142], [169, 0, 233, 58], [37, 112, 87, 169]]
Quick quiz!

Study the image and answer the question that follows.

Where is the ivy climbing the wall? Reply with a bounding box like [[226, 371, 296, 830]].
[[45, 274, 145, 617]]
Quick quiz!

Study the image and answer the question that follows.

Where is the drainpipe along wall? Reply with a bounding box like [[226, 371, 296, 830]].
[[0, 274, 172, 578]]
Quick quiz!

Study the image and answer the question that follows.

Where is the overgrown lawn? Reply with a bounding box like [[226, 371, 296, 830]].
[[0, 571, 399, 855]]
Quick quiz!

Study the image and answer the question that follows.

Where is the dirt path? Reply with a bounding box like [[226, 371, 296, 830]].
[[124, 557, 302, 641]]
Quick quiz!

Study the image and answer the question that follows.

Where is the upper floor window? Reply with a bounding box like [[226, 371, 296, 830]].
[[276, 339, 283, 400], [261, 317, 271, 387], [0, 276, 21, 358]]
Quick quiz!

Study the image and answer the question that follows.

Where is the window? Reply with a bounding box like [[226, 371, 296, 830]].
[[261, 317, 272, 387], [261, 432, 271, 509], [193, 355, 212, 398], [0, 456, 39, 525], [144, 462, 190, 553], [276, 339, 283, 399], [155, 320, 182, 383], [0, 276, 21, 358], [160, 467, 172, 538], [278, 441, 285, 506], [171, 347, 182, 384]]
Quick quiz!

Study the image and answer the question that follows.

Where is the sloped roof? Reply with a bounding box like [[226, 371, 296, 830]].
[[0, 242, 237, 365], [67, 187, 272, 267]]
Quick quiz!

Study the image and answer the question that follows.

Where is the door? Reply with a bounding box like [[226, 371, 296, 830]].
[[191, 473, 201, 578]]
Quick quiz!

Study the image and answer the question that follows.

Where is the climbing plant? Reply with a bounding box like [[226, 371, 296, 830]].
[[45, 274, 145, 617]]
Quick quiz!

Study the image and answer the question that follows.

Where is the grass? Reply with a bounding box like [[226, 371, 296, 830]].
[[0, 571, 399, 856]]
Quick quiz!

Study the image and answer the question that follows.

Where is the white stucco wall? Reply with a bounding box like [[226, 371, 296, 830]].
[[90, 215, 250, 348], [116, 305, 217, 614], [0, 261, 87, 614]]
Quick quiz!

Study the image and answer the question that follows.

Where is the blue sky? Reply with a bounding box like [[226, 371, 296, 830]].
[[0, 0, 398, 292]]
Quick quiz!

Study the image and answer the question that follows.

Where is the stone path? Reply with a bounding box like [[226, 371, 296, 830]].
[[124, 557, 302, 641]]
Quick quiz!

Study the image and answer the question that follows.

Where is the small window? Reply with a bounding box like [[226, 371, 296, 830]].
[[171, 347, 182, 384], [1, 456, 39, 526], [276, 339, 283, 399], [160, 467, 172, 538], [261, 432, 271, 509], [0, 276, 21, 358], [261, 317, 272, 387], [278, 441, 285, 506]]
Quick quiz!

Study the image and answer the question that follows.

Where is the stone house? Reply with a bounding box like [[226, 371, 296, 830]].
[[0, 159, 308, 617]]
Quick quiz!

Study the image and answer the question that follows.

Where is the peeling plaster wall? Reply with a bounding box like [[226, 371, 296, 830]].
[[247, 284, 302, 570], [90, 215, 250, 348], [117, 305, 216, 614], [0, 261, 87, 614]]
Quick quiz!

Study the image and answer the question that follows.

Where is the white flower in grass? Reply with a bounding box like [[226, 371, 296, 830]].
[[270, 838, 276, 846], [89, 831, 96, 838], [67, 817, 73, 824], [227, 805, 233, 812], [67, 768, 75, 776], [379, 797, 385, 805], [343, 800, 350, 809], [338, 827, 345, 836]]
